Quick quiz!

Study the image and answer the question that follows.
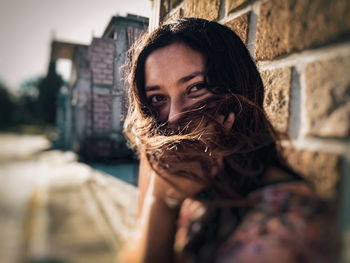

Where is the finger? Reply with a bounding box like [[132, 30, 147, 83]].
[[210, 157, 224, 177], [216, 114, 225, 124], [204, 114, 224, 134], [223, 112, 235, 133]]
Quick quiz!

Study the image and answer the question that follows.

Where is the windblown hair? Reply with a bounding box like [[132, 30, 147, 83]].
[[124, 18, 284, 197]]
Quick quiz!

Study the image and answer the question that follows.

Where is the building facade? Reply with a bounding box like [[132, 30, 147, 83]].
[[51, 14, 148, 160]]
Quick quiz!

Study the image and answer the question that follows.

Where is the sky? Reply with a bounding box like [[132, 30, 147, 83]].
[[0, 0, 152, 93]]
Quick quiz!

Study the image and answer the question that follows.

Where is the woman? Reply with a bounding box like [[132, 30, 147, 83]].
[[121, 18, 333, 263]]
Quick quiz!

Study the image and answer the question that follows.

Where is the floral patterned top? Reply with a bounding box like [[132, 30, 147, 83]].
[[174, 181, 335, 263]]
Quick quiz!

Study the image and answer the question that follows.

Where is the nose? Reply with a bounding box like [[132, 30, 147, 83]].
[[167, 98, 185, 125]]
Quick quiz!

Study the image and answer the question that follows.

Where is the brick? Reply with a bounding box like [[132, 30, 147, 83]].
[[105, 50, 114, 57], [164, 7, 183, 24], [224, 13, 249, 44], [97, 106, 109, 111], [281, 146, 341, 199], [305, 55, 350, 138], [261, 67, 291, 134], [99, 54, 109, 61], [183, 0, 220, 21], [255, 0, 350, 60], [103, 68, 112, 74], [161, 0, 184, 20], [227, 0, 249, 13], [104, 58, 113, 64], [105, 44, 114, 51], [98, 73, 106, 79], [92, 67, 103, 73], [96, 63, 107, 69], [91, 56, 102, 63], [93, 46, 104, 53]]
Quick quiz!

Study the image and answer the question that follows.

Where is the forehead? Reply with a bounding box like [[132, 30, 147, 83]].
[[144, 42, 206, 86]]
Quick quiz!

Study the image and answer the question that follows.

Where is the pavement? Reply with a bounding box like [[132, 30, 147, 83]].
[[0, 133, 138, 263]]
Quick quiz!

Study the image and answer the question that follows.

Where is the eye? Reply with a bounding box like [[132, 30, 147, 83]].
[[148, 94, 166, 104], [188, 83, 208, 95]]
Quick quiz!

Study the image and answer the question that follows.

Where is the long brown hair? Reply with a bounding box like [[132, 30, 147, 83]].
[[124, 18, 286, 197]]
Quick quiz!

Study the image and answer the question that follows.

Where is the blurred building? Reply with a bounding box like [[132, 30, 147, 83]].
[[51, 13, 148, 160]]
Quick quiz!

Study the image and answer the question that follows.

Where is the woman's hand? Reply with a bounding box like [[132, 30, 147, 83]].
[[129, 113, 235, 263]]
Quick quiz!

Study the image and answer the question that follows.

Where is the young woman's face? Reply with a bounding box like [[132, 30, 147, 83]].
[[144, 42, 213, 125]]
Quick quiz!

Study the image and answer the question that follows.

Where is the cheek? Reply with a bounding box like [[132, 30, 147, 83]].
[[186, 93, 214, 107], [155, 105, 169, 123]]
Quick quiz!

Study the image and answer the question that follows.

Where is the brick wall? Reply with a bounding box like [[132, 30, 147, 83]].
[[153, 0, 350, 259], [89, 38, 115, 85], [91, 93, 112, 135], [87, 38, 115, 137]]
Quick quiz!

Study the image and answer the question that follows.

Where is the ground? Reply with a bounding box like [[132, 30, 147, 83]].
[[0, 133, 137, 263]]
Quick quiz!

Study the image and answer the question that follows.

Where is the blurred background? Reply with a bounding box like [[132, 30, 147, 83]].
[[0, 0, 153, 181], [0, 0, 151, 155], [0, 1, 152, 262], [0, 0, 350, 262]]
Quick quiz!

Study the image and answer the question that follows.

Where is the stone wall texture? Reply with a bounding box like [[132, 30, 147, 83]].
[[156, 0, 350, 258], [224, 14, 249, 44], [261, 67, 291, 134], [255, 0, 350, 60], [183, 0, 221, 20], [305, 55, 350, 138]]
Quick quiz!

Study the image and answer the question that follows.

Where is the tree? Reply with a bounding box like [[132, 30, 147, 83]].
[[37, 62, 64, 124], [18, 62, 65, 125], [0, 80, 16, 127], [18, 75, 43, 124]]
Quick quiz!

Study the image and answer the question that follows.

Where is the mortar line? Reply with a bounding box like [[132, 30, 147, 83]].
[[257, 41, 350, 71], [247, 1, 260, 56], [219, 5, 252, 24], [288, 67, 302, 140], [218, 0, 226, 20], [165, 2, 184, 21], [280, 137, 350, 157], [296, 63, 309, 140]]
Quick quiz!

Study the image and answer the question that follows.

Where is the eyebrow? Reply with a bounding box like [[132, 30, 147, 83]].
[[177, 71, 205, 84], [145, 86, 160, 92], [145, 71, 205, 92]]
